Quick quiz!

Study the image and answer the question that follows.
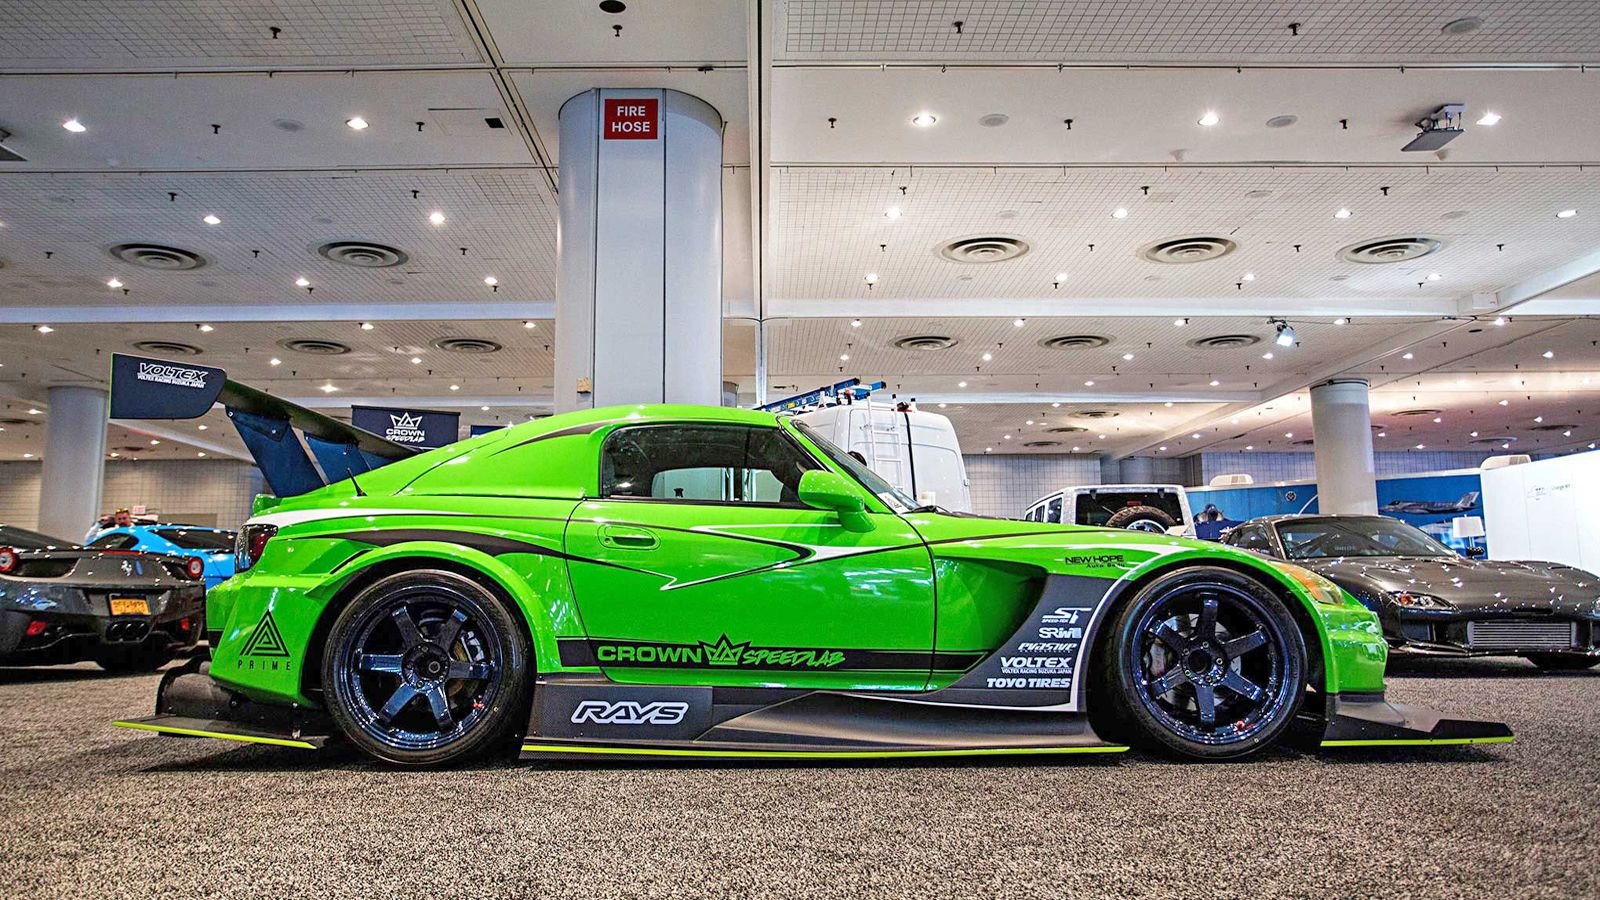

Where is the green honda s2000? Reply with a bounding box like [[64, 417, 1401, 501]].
[[118, 404, 1511, 766]]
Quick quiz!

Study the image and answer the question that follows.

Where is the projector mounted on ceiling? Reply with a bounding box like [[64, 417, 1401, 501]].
[[1402, 104, 1466, 152], [0, 128, 25, 162]]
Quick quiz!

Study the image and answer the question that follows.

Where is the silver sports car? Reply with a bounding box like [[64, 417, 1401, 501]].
[[1225, 515, 1600, 670], [0, 524, 206, 672]]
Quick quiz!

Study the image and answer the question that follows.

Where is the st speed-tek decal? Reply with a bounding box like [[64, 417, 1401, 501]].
[[557, 635, 983, 673]]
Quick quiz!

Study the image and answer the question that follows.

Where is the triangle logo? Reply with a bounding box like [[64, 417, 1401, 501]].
[[240, 611, 290, 658]]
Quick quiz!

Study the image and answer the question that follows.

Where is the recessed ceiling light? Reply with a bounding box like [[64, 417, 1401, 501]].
[[1498, 399, 1510, 406], [1013, 318, 1025, 327], [1376, 432, 1386, 438], [1084, 380, 1095, 387], [523, 321, 536, 329], [937, 403, 947, 409], [1173, 318, 1188, 327], [1209, 379, 1221, 386], [346, 116, 369, 130], [1556, 209, 1578, 218], [320, 383, 338, 393], [269, 357, 281, 366], [910, 113, 937, 128], [1052, 402, 1061, 408], [1563, 430, 1572, 437], [198, 424, 208, 431], [1262, 351, 1275, 360], [483, 275, 498, 286], [1245, 445, 1254, 451], [449, 384, 461, 391], [106, 278, 123, 288], [1415, 444, 1426, 450], [1493, 316, 1507, 326], [62, 118, 87, 132], [850, 319, 862, 328], [149, 439, 160, 446], [1197, 111, 1220, 127], [1333, 317, 1349, 326], [981, 352, 993, 362], [1112, 207, 1129, 219], [1542, 350, 1554, 359], [1401, 352, 1415, 360], [1242, 272, 1255, 282], [1122, 353, 1135, 361], [1285, 432, 1294, 439], [1191, 433, 1201, 439], [481, 405, 491, 412], [1164, 401, 1173, 407], [359, 322, 374, 331], [1097, 434, 1106, 440], [197, 323, 213, 332], [1477, 111, 1502, 126], [27, 408, 41, 415], [1003, 434, 1011, 440], [202, 214, 221, 225], [984, 447, 992, 453], [839, 353, 850, 361], [1534, 416, 1544, 423], [429, 211, 446, 226], [1159, 445, 1168, 452], [1432, 417, 1443, 423], [864, 273, 878, 285], [1426, 272, 1442, 281], [1026, 420, 1035, 426], [1054, 272, 1068, 283], [410, 356, 422, 364], [1335, 208, 1352, 219], [884, 207, 902, 219], [110, 452, 119, 458], [35, 325, 53, 334], [22, 453, 32, 459]]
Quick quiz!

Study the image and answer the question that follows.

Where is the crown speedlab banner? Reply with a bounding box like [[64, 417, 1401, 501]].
[[351, 405, 460, 450]]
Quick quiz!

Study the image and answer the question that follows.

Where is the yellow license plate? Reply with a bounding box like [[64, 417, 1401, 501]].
[[110, 597, 150, 616]]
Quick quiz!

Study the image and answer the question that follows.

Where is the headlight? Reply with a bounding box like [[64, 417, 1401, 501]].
[[1273, 562, 1356, 608], [1390, 590, 1454, 610]]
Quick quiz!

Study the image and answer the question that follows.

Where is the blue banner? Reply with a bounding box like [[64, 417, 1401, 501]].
[[351, 405, 460, 450]]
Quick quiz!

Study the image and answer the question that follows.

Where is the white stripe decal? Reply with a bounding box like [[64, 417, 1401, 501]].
[[247, 508, 473, 529]]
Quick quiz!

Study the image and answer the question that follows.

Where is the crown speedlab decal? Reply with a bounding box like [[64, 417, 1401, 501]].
[[384, 412, 426, 443], [593, 634, 847, 670]]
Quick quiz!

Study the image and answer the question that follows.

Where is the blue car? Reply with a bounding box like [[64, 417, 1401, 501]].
[[85, 525, 237, 590]]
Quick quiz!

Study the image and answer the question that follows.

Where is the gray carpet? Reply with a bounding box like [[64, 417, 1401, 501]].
[[0, 657, 1595, 899]]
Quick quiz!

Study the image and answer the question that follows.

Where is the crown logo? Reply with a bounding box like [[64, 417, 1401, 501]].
[[390, 412, 423, 429], [700, 634, 749, 667]]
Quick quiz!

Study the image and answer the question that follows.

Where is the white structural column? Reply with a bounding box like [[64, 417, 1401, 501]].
[[1310, 378, 1378, 515], [38, 386, 108, 542], [555, 88, 724, 411]]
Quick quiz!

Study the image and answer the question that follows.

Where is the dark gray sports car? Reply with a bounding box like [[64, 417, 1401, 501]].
[[0, 524, 206, 672], [1225, 515, 1600, 670]]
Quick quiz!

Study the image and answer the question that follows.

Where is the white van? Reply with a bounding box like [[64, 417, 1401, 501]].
[[1023, 484, 1194, 535], [792, 402, 972, 512]]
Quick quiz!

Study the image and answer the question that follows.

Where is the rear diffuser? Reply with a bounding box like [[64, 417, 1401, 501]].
[[113, 656, 330, 750]]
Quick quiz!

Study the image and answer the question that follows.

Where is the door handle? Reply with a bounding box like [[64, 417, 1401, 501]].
[[599, 525, 659, 550]]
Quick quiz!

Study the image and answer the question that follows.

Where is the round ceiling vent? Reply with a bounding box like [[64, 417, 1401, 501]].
[[109, 243, 206, 271], [1186, 334, 1261, 350], [1071, 410, 1120, 419], [1470, 435, 1518, 445], [1139, 235, 1237, 264], [0, 417, 29, 426], [1038, 334, 1112, 351], [892, 335, 958, 351], [1390, 408, 1444, 418], [937, 235, 1030, 264], [432, 337, 503, 355], [130, 340, 203, 356], [316, 240, 409, 268], [278, 338, 351, 356], [1529, 423, 1576, 433], [1337, 235, 1444, 264], [1265, 115, 1299, 128], [1046, 425, 1088, 434], [1022, 440, 1061, 448]]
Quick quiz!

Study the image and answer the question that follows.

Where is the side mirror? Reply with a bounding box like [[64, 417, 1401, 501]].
[[797, 470, 872, 532]]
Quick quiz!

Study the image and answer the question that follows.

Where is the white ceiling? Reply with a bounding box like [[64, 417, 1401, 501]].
[[1, 0, 1598, 468]]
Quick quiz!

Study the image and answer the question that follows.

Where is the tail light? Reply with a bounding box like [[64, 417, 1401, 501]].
[[236, 524, 277, 572], [0, 546, 16, 575], [183, 556, 206, 580]]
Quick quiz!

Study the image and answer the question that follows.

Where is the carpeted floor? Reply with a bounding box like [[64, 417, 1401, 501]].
[[0, 656, 1594, 899]]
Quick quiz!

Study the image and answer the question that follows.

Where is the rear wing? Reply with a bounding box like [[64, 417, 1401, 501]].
[[108, 353, 420, 497]]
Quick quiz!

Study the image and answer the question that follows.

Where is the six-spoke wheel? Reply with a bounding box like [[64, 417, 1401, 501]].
[[322, 570, 528, 766]]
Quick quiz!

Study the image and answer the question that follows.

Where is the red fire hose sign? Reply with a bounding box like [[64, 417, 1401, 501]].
[[603, 98, 659, 140]]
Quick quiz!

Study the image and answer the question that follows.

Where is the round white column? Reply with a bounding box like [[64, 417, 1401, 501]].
[[555, 88, 724, 412], [1310, 378, 1378, 515], [38, 386, 108, 542]]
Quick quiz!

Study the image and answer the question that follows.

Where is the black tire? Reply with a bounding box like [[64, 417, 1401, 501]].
[[94, 643, 175, 673], [1525, 653, 1600, 671], [1094, 566, 1306, 760], [1105, 505, 1176, 533], [321, 570, 529, 767]]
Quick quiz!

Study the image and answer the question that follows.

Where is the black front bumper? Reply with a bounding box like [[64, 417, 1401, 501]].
[[1388, 612, 1598, 658]]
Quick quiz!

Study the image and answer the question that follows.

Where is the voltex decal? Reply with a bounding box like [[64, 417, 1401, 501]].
[[595, 634, 846, 670], [237, 610, 293, 672], [943, 574, 1116, 708], [136, 361, 209, 389]]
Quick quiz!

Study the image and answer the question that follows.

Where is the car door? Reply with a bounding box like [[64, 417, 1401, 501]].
[[563, 421, 936, 691]]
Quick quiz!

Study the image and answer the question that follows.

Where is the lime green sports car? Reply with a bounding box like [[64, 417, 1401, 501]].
[[117, 402, 1511, 766]]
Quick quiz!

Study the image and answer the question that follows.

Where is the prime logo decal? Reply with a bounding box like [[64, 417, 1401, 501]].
[[135, 361, 208, 389], [237, 611, 293, 672], [594, 633, 847, 670], [570, 700, 689, 725], [383, 412, 427, 444]]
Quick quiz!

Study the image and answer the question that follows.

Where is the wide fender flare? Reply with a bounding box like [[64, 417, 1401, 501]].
[[318, 540, 562, 674]]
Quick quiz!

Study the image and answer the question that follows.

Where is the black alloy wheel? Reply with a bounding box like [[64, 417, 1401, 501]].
[[322, 570, 528, 766], [1097, 566, 1305, 759]]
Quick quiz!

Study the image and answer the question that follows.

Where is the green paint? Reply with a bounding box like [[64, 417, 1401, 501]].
[[113, 720, 317, 749], [521, 743, 1129, 759]]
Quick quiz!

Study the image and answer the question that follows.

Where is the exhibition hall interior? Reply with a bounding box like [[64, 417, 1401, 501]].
[[1, 2, 1597, 897]]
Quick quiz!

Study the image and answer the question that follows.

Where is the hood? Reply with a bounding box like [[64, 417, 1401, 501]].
[[1304, 555, 1600, 614]]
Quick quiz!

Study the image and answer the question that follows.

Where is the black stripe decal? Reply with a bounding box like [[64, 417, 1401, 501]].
[[556, 637, 982, 673]]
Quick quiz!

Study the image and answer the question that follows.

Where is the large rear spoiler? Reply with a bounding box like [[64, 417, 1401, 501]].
[[108, 353, 420, 497]]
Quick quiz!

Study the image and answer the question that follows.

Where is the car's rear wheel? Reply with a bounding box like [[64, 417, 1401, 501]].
[[1105, 505, 1176, 533], [322, 570, 528, 766], [1524, 652, 1600, 671], [1096, 566, 1305, 759]]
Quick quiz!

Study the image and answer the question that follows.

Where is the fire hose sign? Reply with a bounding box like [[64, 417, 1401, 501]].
[[603, 98, 658, 140]]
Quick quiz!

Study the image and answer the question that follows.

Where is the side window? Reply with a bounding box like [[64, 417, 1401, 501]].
[[89, 533, 138, 550], [601, 424, 819, 505], [1046, 496, 1064, 524], [1230, 526, 1275, 555]]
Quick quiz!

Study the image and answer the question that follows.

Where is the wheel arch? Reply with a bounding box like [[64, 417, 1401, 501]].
[[298, 541, 559, 700]]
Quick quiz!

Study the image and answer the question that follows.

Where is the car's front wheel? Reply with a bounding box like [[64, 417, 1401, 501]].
[[322, 570, 529, 766], [1524, 652, 1600, 672], [1096, 566, 1306, 759]]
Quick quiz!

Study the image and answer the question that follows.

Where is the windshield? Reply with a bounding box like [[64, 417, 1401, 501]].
[[1276, 517, 1456, 560], [790, 421, 916, 512], [154, 528, 237, 551], [0, 524, 72, 549]]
